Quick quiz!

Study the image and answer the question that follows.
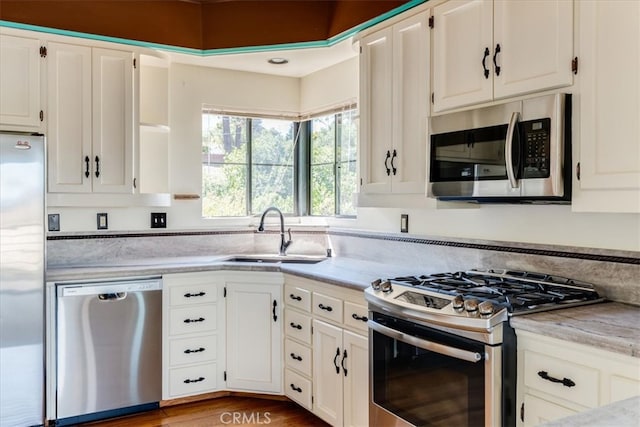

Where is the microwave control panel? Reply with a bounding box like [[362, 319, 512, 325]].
[[521, 118, 551, 178]]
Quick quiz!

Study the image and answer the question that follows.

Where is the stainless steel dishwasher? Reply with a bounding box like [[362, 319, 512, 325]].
[[55, 277, 162, 424]]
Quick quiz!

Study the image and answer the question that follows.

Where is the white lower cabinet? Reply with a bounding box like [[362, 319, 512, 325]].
[[284, 275, 369, 427], [313, 320, 368, 427], [162, 272, 226, 400], [225, 272, 283, 394], [516, 330, 640, 426]]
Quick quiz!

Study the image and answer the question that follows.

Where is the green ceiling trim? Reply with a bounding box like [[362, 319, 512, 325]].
[[0, 0, 426, 56]]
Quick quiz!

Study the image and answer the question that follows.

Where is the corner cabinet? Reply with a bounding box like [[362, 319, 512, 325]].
[[572, 0, 640, 213], [47, 43, 135, 194], [162, 272, 226, 400], [432, 0, 574, 112], [516, 330, 640, 427], [284, 275, 369, 427], [359, 10, 429, 195], [225, 272, 283, 394], [0, 33, 44, 131]]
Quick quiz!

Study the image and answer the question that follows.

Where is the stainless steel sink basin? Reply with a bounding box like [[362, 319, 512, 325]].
[[224, 255, 327, 264]]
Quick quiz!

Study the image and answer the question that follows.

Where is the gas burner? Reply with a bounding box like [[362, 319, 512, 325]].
[[383, 269, 603, 316]]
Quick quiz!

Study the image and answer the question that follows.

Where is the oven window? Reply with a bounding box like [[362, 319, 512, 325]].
[[371, 313, 487, 427], [430, 125, 508, 182]]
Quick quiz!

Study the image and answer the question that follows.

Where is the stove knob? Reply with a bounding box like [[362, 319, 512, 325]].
[[478, 301, 495, 317], [371, 279, 382, 291], [452, 295, 465, 311], [380, 280, 393, 293], [464, 299, 479, 313]]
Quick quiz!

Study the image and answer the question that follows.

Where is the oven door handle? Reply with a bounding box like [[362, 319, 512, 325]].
[[368, 320, 483, 363]]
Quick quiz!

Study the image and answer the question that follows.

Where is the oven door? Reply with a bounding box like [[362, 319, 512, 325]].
[[369, 311, 501, 427]]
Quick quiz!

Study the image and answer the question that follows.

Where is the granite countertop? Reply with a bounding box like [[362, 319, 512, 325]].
[[540, 396, 640, 427], [47, 255, 640, 359], [510, 301, 640, 358]]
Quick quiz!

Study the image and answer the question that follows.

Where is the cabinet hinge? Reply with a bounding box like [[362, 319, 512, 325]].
[[428, 16, 434, 29], [39, 46, 47, 58], [576, 162, 581, 181], [224, 371, 227, 381], [133, 58, 137, 69], [572, 57, 578, 75], [223, 287, 227, 297], [39, 110, 44, 122]]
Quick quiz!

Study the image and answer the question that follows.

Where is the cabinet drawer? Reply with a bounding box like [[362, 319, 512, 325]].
[[285, 309, 312, 345], [312, 292, 343, 324], [343, 301, 369, 333], [169, 334, 217, 367], [285, 369, 312, 411], [168, 363, 218, 397], [523, 393, 578, 427], [285, 338, 312, 377], [169, 305, 217, 336], [524, 349, 599, 408], [285, 285, 311, 312], [169, 284, 217, 306]]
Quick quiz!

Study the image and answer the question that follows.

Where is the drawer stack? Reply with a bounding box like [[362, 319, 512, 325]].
[[163, 272, 224, 399], [284, 283, 313, 410]]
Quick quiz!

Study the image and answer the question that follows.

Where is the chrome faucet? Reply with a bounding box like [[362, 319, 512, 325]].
[[257, 207, 292, 256]]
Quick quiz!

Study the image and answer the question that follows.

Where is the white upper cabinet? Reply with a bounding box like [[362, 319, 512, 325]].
[[47, 45, 134, 193], [0, 34, 43, 130], [432, 0, 574, 112], [572, 0, 640, 213], [359, 10, 429, 195]]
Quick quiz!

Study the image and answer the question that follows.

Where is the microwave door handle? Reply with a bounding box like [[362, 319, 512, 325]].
[[368, 320, 483, 363], [505, 111, 520, 189]]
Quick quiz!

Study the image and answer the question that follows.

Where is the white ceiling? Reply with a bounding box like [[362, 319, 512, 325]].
[[165, 37, 359, 78]]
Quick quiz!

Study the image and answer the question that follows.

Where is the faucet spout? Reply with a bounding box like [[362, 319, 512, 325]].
[[257, 207, 292, 256]]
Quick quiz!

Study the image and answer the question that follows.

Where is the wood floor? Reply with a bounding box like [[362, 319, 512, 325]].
[[80, 397, 330, 427]]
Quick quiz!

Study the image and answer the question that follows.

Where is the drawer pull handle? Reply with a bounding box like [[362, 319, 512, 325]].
[[318, 303, 333, 312], [537, 371, 576, 388], [184, 347, 205, 354], [290, 384, 302, 393], [289, 322, 302, 330], [184, 292, 205, 298], [289, 294, 302, 301], [290, 353, 302, 361], [352, 313, 368, 322], [184, 317, 205, 323], [184, 376, 205, 384]]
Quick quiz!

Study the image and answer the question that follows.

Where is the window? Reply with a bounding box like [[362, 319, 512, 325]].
[[202, 108, 357, 218], [310, 110, 357, 216]]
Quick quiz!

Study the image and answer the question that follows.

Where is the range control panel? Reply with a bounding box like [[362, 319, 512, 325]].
[[521, 118, 551, 178]]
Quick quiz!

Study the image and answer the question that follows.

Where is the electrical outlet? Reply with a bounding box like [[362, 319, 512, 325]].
[[48, 214, 60, 232], [150, 212, 167, 228], [97, 213, 108, 230], [400, 214, 409, 233]]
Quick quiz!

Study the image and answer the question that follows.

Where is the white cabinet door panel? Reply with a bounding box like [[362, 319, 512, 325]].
[[342, 330, 368, 427], [312, 319, 343, 426]]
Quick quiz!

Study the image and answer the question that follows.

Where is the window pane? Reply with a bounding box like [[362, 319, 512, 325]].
[[252, 165, 294, 214], [337, 110, 358, 216], [251, 118, 295, 215], [202, 114, 248, 217], [311, 164, 336, 216], [311, 115, 335, 164]]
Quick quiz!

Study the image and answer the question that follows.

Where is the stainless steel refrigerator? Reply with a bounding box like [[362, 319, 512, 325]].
[[0, 131, 45, 426]]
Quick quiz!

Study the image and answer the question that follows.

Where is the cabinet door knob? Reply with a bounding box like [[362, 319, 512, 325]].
[[84, 156, 90, 178], [318, 303, 333, 312], [352, 313, 368, 322], [384, 150, 391, 176], [390, 149, 397, 176], [289, 322, 302, 330], [493, 43, 501, 76], [537, 370, 575, 387], [290, 352, 302, 361], [94, 156, 100, 178], [482, 47, 490, 79], [290, 384, 302, 393], [183, 317, 205, 323], [289, 293, 302, 301]]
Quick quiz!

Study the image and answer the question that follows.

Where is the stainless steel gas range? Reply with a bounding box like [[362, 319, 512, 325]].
[[365, 269, 603, 427]]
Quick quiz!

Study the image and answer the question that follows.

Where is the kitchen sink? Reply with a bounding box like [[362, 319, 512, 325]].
[[224, 255, 327, 264]]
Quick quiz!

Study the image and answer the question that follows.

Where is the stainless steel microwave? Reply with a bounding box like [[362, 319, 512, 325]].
[[428, 93, 571, 203]]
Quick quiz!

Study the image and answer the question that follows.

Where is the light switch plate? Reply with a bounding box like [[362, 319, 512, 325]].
[[48, 214, 60, 232], [400, 214, 409, 233], [97, 213, 108, 230]]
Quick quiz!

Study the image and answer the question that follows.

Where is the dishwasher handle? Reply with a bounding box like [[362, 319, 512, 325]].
[[57, 278, 162, 297], [98, 292, 127, 301]]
